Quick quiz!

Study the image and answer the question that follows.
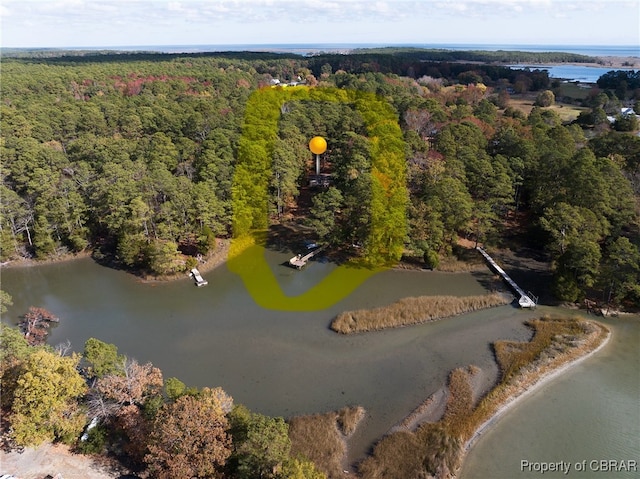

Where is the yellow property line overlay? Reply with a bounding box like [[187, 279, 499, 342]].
[[228, 86, 407, 311]]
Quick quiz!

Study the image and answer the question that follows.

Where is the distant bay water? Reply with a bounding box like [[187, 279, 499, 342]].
[[55, 43, 636, 84], [55, 43, 640, 58], [508, 64, 633, 84]]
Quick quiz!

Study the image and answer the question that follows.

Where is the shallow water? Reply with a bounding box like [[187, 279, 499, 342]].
[[460, 313, 640, 479]]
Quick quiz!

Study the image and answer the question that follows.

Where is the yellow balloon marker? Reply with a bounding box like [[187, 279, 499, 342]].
[[309, 136, 327, 175], [309, 136, 327, 154], [229, 86, 407, 311]]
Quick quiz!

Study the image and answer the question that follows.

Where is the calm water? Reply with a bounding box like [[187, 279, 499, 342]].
[[509, 64, 636, 83], [461, 313, 640, 479], [0, 254, 521, 460], [1, 255, 638, 467]]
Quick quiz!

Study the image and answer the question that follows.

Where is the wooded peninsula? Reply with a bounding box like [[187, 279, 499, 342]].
[[0, 48, 639, 478], [2, 48, 638, 306]]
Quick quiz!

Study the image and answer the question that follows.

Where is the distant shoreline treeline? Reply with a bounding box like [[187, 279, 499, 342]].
[[1, 46, 600, 65]]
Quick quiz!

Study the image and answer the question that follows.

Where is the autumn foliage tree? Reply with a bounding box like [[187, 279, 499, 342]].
[[89, 358, 164, 464], [145, 387, 233, 479], [9, 349, 87, 446], [18, 307, 59, 346], [95, 358, 163, 406]]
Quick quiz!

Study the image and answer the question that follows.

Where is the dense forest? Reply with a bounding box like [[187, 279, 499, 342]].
[[2, 49, 639, 305], [1, 47, 640, 478]]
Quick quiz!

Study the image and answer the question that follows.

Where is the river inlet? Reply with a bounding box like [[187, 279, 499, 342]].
[[1, 253, 638, 467]]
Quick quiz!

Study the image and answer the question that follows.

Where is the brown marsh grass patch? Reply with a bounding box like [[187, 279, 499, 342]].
[[331, 293, 510, 334], [288, 406, 365, 479]]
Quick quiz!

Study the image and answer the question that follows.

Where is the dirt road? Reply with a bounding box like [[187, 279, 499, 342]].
[[0, 443, 135, 479]]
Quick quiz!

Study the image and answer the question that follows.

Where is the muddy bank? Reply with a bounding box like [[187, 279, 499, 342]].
[[1, 250, 93, 270]]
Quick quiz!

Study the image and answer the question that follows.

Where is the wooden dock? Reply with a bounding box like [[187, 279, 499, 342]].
[[190, 268, 208, 287], [476, 247, 536, 308], [289, 245, 326, 269]]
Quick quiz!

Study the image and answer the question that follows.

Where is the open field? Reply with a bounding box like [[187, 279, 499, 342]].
[[507, 93, 589, 122]]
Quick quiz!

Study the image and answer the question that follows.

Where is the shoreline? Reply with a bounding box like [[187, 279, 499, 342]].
[[136, 238, 231, 283], [510, 58, 638, 69], [0, 239, 231, 284], [0, 250, 93, 269], [456, 321, 611, 476], [361, 317, 611, 479]]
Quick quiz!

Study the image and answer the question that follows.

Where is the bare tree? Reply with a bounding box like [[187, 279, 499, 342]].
[[96, 358, 163, 406], [55, 339, 72, 357]]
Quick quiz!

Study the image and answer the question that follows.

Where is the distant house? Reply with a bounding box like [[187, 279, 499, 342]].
[[607, 107, 639, 123], [270, 77, 306, 88]]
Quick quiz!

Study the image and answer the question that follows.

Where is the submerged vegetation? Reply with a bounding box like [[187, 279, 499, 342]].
[[331, 292, 511, 333]]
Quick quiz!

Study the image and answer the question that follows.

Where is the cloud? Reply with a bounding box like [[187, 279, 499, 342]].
[[1, 0, 632, 26], [1, 0, 637, 47]]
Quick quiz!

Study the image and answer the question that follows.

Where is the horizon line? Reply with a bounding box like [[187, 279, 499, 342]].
[[3, 42, 639, 49]]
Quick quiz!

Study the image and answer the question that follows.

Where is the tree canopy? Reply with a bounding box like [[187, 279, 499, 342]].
[[1, 49, 638, 309]]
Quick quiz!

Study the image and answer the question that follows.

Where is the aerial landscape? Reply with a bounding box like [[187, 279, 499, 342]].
[[1, 1, 639, 479]]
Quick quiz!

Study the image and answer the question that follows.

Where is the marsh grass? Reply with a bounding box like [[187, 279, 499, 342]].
[[331, 293, 510, 334], [443, 367, 475, 425], [288, 406, 365, 479], [493, 315, 589, 382], [337, 405, 365, 436], [357, 316, 608, 479]]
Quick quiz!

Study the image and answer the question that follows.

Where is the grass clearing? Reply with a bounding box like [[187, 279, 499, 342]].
[[507, 93, 588, 122], [356, 316, 608, 479], [331, 293, 511, 334], [555, 82, 592, 101]]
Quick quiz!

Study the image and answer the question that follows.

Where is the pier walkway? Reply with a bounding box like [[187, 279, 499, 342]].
[[289, 245, 326, 269], [476, 246, 537, 308]]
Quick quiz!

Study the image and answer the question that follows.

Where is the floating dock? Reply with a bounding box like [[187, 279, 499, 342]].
[[476, 246, 536, 308], [289, 245, 326, 269], [190, 268, 208, 287]]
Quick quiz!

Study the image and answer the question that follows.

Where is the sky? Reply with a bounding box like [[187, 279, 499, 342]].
[[1, 0, 639, 49]]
